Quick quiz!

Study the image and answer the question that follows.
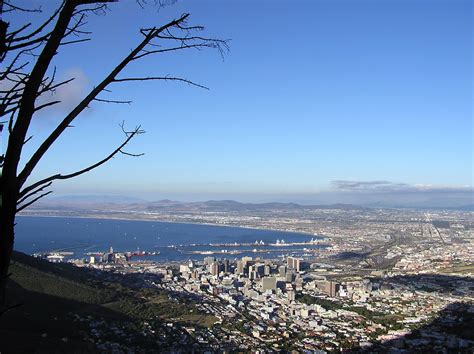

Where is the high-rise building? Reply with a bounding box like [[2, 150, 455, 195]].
[[328, 281, 339, 297], [236, 261, 244, 275], [242, 256, 252, 265], [223, 259, 230, 273], [316, 280, 339, 297], [255, 264, 265, 277], [180, 264, 190, 273], [241, 256, 253, 276], [295, 276, 303, 290], [279, 265, 287, 277], [251, 271, 258, 280], [209, 262, 220, 276], [262, 277, 277, 291], [287, 256, 302, 272], [204, 256, 216, 265]]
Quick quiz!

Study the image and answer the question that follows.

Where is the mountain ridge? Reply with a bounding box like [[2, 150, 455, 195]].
[[33, 197, 368, 212]]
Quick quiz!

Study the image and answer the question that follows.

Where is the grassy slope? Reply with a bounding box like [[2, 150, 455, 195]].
[[1, 260, 114, 353], [1, 252, 215, 353]]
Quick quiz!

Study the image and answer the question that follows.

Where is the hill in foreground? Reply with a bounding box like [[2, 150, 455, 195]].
[[0, 252, 216, 353]]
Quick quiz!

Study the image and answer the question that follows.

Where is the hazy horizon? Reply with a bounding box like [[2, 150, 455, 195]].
[[42, 181, 473, 209]]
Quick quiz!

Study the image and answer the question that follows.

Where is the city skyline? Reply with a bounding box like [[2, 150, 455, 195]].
[[7, 0, 472, 205]]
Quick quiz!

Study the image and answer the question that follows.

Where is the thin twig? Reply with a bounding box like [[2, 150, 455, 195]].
[[93, 98, 132, 104], [16, 191, 53, 212], [113, 76, 209, 90]]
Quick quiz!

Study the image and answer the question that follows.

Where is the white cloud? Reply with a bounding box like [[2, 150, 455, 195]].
[[35, 67, 89, 119], [331, 180, 472, 194]]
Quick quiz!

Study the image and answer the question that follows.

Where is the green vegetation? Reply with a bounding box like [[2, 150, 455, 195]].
[[9, 260, 117, 304], [417, 285, 437, 293], [1, 252, 216, 352], [297, 293, 344, 311], [8, 252, 216, 324], [376, 315, 405, 330], [345, 306, 384, 318], [297, 293, 405, 331], [440, 264, 474, 275]]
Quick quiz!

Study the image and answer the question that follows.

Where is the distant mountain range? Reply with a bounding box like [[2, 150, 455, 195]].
[[34, 196, 473, 212], [49, 195, 146, 203], [425, 204, 474, 212], [141, 200, 367, 212], [33, 197, 367, 212]]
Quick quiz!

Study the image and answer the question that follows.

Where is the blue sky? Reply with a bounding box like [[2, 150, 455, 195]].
[[5, 0, 473, 204]]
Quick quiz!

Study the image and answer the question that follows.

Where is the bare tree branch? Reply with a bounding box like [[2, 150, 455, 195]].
[[37, 77, 75, 96], [19, 125, 144, 200], [93, 97, 132, 104], [4, 0, 82, 191], [132, 43, 213, 60], [16, 181, 53, 206], [119, 149, 144, 157], [16, 191, 53, 212], [33, 100, 61, 112], [17, 13, 191, 188], [5, 23, 32, 39], [59, 38, 91, 46], [0, 48, 30, 81], [6, 4, 61, 43], [73, 3, 108, 16], [23, 135, 33, 145], [113, 76, 209, 90], [2, 1, 41, 13]]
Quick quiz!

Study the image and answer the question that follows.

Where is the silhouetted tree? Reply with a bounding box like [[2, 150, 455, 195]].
[[0, 0, 227, 311]]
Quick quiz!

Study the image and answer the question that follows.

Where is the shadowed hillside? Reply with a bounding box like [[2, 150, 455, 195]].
[[0, 252, 216, 353], [356, 273, 474, 352], [361, 301, 474, 353]]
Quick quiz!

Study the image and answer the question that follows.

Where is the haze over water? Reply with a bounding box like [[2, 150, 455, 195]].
[[14, 216, 324, 261]]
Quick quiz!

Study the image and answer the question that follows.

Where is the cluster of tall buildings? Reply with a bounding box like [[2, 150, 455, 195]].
[[203, 255, 307, 281], [179, 255, 313, 299], [287, 256, 302, 272]]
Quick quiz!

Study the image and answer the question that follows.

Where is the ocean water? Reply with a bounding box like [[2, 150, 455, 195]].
[[14, 216, 324, 261]]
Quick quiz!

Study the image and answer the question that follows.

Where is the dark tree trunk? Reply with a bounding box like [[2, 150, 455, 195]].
[[0, 176, 17, 308], [0, 213, 15, 308], [0, 166, 18, 306], [0, 0, 223, 310]]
